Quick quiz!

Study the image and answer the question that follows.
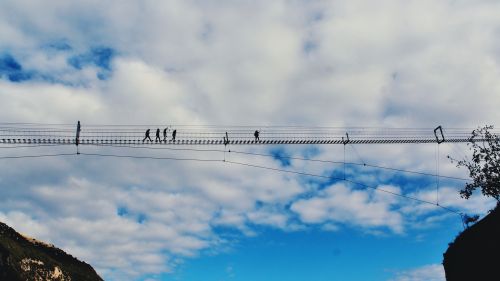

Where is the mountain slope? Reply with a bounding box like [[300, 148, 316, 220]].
[[443, 204, 500, 281], [0, 221, 103, 281]]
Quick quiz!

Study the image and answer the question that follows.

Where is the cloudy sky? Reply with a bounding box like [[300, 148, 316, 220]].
[[1, 0, 500, 280]]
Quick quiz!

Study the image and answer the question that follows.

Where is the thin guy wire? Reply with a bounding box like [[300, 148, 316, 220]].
[[0, 150, 464, 216], [224, 160, 462, 215], [83, 144, 471, 181], [226, 150, 470, 181], [0, 144, 65, 149], [0, 141, 471, 181], [349, 143, 366, 165], [343, 143, 346, 180], [437, 144, 440, 205], [0, 153, 76, 159]]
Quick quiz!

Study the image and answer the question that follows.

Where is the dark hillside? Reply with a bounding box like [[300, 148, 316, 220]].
[[443, 204, 500, 281], [0, 221, 103, 281]]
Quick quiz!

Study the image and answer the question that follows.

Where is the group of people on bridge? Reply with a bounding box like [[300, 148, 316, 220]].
[[142, 128, 260, 143], [143, 128, 176, 143]]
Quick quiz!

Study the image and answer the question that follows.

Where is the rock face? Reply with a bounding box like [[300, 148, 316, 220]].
[[443, 204, 500, 281], [0, 221, 103, 281]]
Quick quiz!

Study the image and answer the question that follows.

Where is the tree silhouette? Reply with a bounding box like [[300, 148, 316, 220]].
[[449, 125, 500, 202]]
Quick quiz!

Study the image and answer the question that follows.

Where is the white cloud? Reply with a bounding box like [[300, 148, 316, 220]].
[[403, 186, 497, 216], [291, 183, 403, 233], [389, 263, 445, 281], [0, 80, 102, 122]]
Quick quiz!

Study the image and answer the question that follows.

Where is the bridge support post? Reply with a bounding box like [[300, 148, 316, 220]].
[[76, 121, 81, 154], [434, 126, 445, 144]]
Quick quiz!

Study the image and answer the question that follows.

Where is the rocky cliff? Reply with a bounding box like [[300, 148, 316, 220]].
[[0, 221, 103, 281]]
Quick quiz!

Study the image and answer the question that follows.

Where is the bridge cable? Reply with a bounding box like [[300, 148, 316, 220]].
[[0, 151, 464, 218], [225, 150, 469, 181], [0, 153, 76, 159], [224, 159, 463, 216]]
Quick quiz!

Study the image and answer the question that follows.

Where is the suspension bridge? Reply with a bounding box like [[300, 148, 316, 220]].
[[0, 122, 489, 146], [2, 122, 494, 220]]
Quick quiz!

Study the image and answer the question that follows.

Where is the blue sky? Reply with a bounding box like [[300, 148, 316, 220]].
[[1, 1, 500, 280], [156, 221, 461, 281]]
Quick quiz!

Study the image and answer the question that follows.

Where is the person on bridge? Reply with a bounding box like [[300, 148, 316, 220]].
[[172, 129, 177, 141], [163, 127, 168, 142], [143, 129, 152, 142], [155, 128, 161, 142], [254, 130, 260, 141]]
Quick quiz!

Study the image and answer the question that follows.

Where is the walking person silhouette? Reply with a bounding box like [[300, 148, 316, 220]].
[[163, 127, 168, 142], [254, 130, 260, 141], [172, 129, 177, 141], [143, 129, 152, 142], [155, 128, 161, 142]]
